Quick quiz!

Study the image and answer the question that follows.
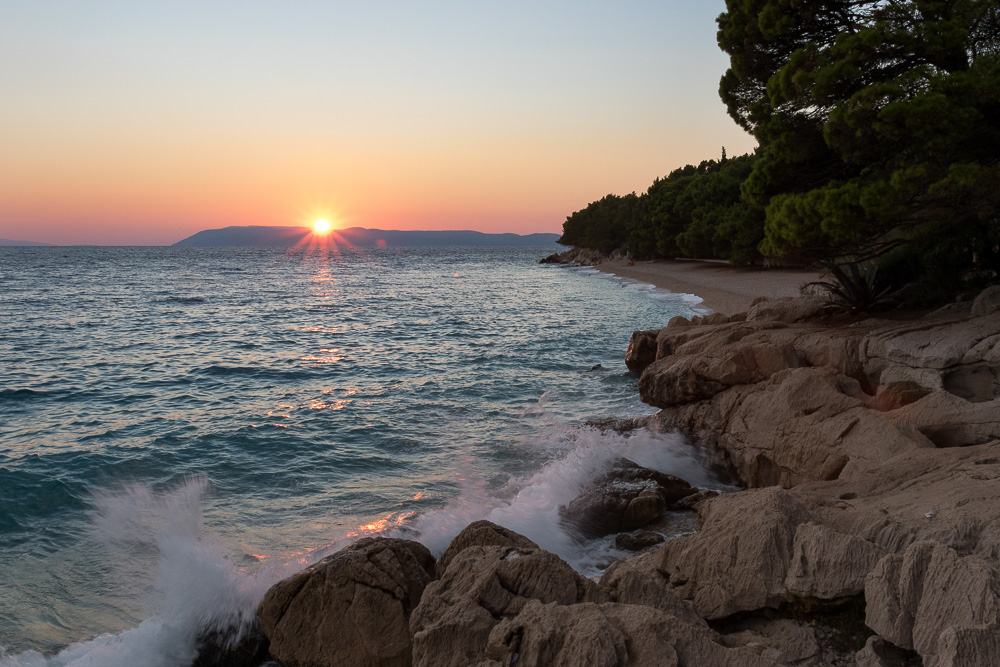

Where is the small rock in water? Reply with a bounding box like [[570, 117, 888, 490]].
[[560, 458, 695, 538], [590, 363, 604, 371], [615, 530, 666, 552]]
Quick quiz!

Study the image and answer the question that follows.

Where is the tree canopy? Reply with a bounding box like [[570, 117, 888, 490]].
[[558, 0, 998, 303], [718, 0, 999, 286]]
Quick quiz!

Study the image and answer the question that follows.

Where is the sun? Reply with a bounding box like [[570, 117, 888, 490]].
[[313, 219, 332, 234]]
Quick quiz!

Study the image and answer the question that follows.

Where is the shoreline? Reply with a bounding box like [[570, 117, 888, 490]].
[[597, 258, 821, 315], [223, 286, 1000, 666]]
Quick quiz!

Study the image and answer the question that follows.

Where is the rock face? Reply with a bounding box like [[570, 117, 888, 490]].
[[627, 288, 1000, 667], [659, 488, 811, 619], [257, 537, 434, 667], [638, 295, 1000, 488], [560, 458, 695, 538]]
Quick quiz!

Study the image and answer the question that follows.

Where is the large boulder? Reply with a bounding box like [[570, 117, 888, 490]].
[[435, 520, 539, 578], [560, 458, 695, 538], [639, 329, 802, 409], [625, 329, 659, 373], [971, 284, 1000, 318], [257, 537, 434, 667], [410, 543, 600, 667], [658, 488, 811, 619]]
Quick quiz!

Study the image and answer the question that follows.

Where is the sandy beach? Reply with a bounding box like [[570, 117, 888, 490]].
[[599, 258, 822, 315]]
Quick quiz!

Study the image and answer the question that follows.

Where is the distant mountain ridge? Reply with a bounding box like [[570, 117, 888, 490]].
[[0, 238, 54, 246], [173, 226, 562, 247]]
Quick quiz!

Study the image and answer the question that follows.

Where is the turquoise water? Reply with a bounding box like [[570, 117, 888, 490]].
[[0, 245, 716, 665]]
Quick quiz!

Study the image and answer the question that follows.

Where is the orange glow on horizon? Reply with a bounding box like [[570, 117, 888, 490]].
[[313, 218, 331, 233]]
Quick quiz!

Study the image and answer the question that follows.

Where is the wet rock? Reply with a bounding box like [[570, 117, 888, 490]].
[[614, 530, 665, 552], [674, 489, 719, 510], [636, 295, 1000, 486], [192, 618, 270, 667], [583, 415, 650, 435], [435, 520, 538, 578], [560, 458, 695, 538], [257, 537, 434, 667], [625, 329, 659, 373]]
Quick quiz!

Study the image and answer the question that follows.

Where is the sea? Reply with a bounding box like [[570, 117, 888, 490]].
[[0, 244, 727, 666]]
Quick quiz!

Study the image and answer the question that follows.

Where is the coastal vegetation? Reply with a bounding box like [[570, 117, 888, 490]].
[[560, 0, 1000, 305]]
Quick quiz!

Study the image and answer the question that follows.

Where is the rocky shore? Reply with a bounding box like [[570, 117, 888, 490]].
[[206, 286, 1000, 667]]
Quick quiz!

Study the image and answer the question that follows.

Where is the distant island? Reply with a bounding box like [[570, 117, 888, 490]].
[[0, 238, 53, 246], [173, 226, 562, 248]]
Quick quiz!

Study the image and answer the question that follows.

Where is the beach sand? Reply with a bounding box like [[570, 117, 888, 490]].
[[600, 258, 822, 315]]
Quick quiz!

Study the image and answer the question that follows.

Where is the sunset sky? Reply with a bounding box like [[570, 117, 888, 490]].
[[1, 1, 756, 246]]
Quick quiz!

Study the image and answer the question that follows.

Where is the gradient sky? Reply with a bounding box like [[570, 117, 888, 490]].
[[1, 1, 756, 245]]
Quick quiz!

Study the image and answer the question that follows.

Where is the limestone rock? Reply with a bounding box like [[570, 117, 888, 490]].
[[854, 636, 920, 667], [792, 440, 1000, 560], [599, 550, 707, 627], [435, 520, 538, 578], [784, 523, 887, 599], [971, 284, 1000, 318], [745, 295, 831, 323], [659, 488, 812, 619], [410, 544, 600, 667], [722, 618, 820, 665], [560, 458, 694, 538], [870, 381, 931, 412], [486, 600, 781, 667], [485, 600, 637, 666], [674, 489, 719, 510], [893, 390, 1000, 447], [257, 537, 434, 667], [860, 314, 1000, 391], [659, 366, 931, 488], [625, 329, 659, 373], [640, 329, 801, 409], [864, 541, 1000, 665]]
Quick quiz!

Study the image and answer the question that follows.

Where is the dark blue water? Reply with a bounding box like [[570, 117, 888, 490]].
[[0, 245, 714, 665]]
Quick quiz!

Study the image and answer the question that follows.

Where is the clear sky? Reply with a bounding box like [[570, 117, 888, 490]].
[[1, 1, 756, 246]]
